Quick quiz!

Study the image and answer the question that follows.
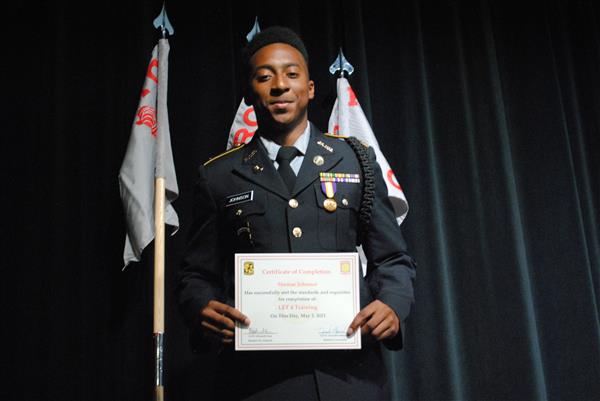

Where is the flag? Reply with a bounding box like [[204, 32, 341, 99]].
[[119, 38, 179, 268], [227, 100, 258, 149], [226, 18, 261, 150], [328, 77, 408, 224]]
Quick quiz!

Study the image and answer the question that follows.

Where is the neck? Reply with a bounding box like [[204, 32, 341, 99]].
[[279, 119, 308, 146], [261, 118, 309, 146]]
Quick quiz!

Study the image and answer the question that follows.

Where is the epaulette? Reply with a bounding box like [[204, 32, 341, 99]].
[[324, 132, 348, 139], [203, 144, 246, 166], [325, 133, 369, 148]]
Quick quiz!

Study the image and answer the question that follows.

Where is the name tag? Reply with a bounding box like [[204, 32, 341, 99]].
[[226, 190, 254, 207]]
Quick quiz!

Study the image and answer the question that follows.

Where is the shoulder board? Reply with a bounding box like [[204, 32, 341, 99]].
[[324, 133, 369, 148], [203, 144, 246, 166], [324, 132, 348, 139]]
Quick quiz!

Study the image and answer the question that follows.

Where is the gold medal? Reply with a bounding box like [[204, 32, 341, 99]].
[[323, 198, 337, 212]]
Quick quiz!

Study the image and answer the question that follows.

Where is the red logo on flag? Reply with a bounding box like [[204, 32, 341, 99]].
[[146, 59, 159, 83], [387, 169, 402, 190], [243, 106, 258, 127], [136, 106, 157, 137], [347, 86, 359, 107], [231, 106, 257, 146], [233, 129, 254, 146]]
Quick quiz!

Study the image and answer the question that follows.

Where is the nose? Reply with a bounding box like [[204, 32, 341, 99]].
[[270, 73, 289, 95]]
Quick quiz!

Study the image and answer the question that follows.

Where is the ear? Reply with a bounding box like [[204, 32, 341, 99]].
[[308, 80, 315, 100]]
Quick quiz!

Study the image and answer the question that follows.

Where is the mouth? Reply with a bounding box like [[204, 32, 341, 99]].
[[269, 100, 293, 108]]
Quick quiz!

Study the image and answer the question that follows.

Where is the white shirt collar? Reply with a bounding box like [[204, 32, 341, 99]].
[[259, 122, 311, 162]]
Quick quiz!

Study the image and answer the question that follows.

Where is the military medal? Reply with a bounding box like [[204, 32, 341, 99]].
[[323, 198, 337, 212], [321, 181, 338, 212], [319, 172, 361, 212]]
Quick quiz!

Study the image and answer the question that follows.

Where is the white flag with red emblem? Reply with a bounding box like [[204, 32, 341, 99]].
[[119, 39, 179, 267], [328, 77, 408, 224], [226, 100, 258, 149]]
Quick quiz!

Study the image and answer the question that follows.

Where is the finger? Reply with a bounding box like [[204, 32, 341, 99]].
[[201, 320, 225, 336], [347, 304, 376, 336], [374, 326, 397, 341], [360, 306, 390, 335], [202, 307, 236, 330], [201, 320, 235, 339], [210, 302, 251, 326], [370, 314, 398, 338], [366, 309, 392, 337]]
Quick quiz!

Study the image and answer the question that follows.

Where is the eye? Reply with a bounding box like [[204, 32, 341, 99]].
[[256, 74, 271, 82], [287, 71, 299, 78]]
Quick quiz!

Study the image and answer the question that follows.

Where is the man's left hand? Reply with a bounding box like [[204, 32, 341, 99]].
[[346, 300, 400, 341]]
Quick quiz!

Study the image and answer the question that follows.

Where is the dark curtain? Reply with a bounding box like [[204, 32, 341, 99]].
[[6, 0, 599, 400]]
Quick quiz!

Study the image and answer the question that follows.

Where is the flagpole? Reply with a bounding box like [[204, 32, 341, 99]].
[[154, 177, 166, 401], [152, 5, 174, 401]]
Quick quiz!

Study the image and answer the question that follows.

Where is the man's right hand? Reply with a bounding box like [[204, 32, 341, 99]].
[[199, 300, 251, 344]]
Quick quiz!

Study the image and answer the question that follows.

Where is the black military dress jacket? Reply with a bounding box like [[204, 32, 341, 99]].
[[177, 125, 416, 401]]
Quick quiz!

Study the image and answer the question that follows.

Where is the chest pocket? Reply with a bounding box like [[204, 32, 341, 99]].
[[314, 184, 361, 251], [223, 191, 270, 251]]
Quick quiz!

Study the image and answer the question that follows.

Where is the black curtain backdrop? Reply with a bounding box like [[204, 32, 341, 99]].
[[6, 1, 600, 400]]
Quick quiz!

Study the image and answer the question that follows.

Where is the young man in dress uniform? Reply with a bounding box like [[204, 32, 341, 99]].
[[177, 26, 416, 400]]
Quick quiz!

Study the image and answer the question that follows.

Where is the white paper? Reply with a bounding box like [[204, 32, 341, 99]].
[[235, 253, 361, 351]]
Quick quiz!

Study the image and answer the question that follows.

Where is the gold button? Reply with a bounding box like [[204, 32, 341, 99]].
[[292, 227, 302, 238], [342, 198, 349, 206], [288, 199, 299, 208], [313, 155, 324, 166], [236, 209, 243, 216]]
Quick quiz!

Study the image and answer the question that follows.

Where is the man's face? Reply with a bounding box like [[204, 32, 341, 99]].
[[248, 43, 315, 132]]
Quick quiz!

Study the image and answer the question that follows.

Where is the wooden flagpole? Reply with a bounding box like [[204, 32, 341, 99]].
[[154, 177, 166, 401]]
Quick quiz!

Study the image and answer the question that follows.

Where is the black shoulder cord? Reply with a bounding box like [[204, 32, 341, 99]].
[[345, 137, 376, 245]]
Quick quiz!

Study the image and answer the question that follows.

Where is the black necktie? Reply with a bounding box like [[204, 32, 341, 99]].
[[276, 146, 300, 193]]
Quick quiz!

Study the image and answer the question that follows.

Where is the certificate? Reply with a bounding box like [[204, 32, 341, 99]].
[[235, 253, 361, 351]]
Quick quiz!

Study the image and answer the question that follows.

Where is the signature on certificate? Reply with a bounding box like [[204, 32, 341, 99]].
[[247, 327, 278, 336], [318, 326, 347, 337]]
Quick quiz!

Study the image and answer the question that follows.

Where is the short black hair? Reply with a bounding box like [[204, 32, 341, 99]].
[[242, 26, 309, 75]]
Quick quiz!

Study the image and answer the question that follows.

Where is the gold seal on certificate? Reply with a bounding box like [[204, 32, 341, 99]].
[[234, 253, 361, 351]]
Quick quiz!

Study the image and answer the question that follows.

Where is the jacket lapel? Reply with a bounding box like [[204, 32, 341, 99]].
[[232, 136, 290, 200], [292, 124, 343, 196]]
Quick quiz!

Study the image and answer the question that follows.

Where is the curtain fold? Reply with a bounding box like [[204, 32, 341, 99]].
[[6, 1, 599, 400]]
